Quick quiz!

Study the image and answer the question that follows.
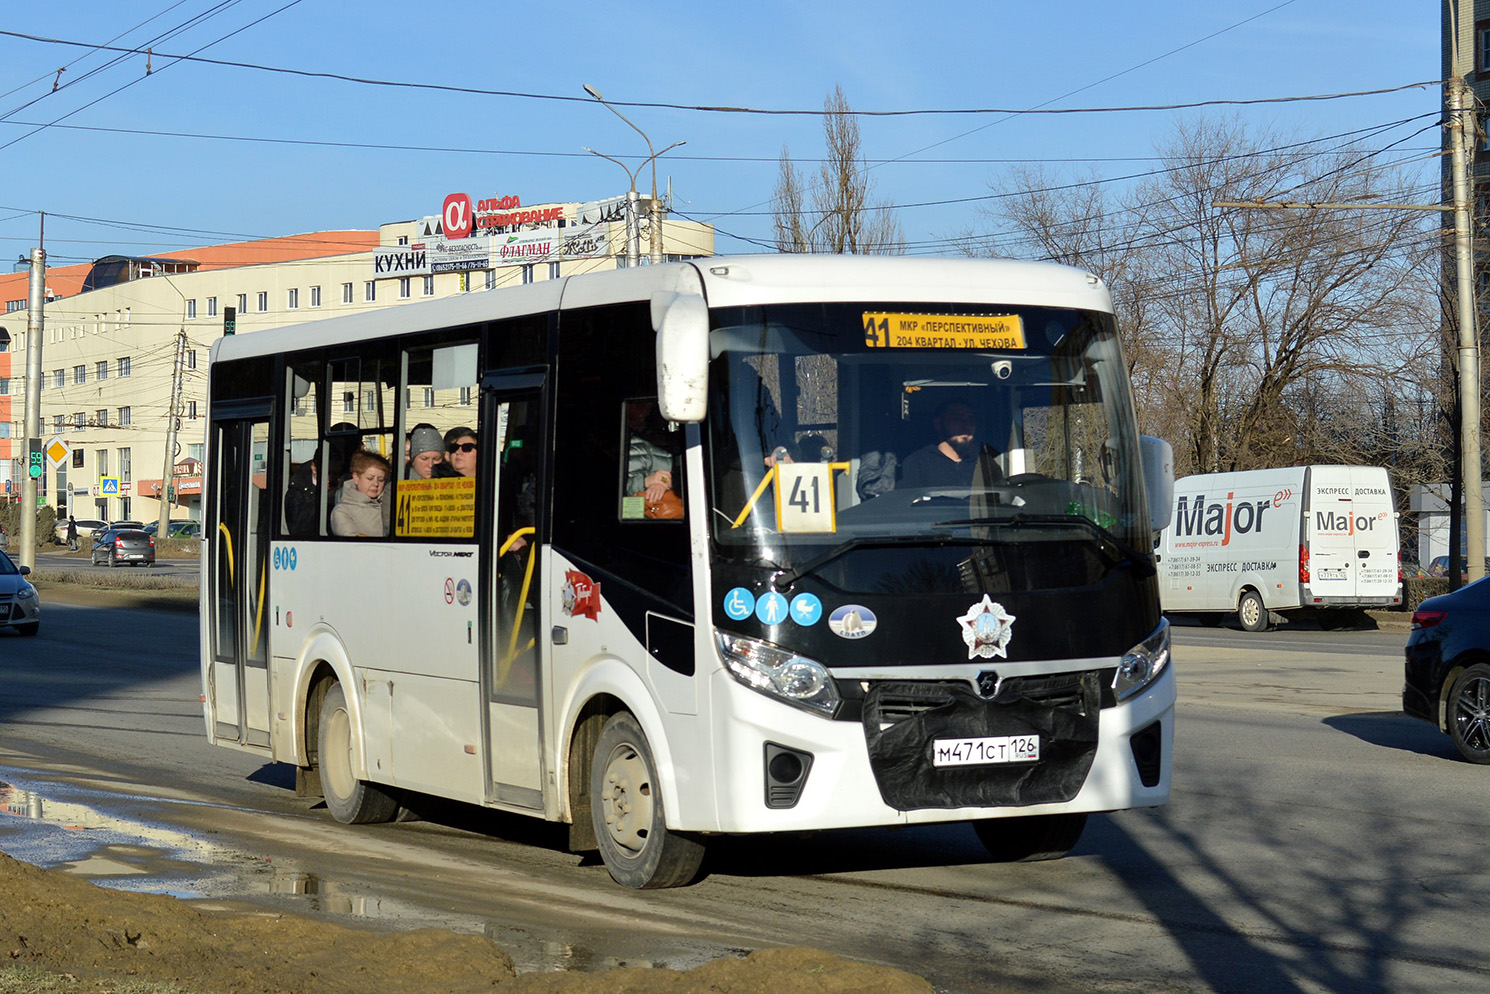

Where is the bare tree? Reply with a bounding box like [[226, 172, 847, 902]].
[[771, 85, 904, 255], [984, 115, 1441, 477]]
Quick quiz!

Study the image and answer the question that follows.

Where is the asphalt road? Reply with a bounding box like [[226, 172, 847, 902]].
[[1, 600, 1487, 994]]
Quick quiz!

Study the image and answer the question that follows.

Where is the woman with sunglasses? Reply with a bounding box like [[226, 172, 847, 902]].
[[443, 426, 478, 477]]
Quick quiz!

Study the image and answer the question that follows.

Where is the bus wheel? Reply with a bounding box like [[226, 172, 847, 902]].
[[590, 712, 704, 888], [1448, 664, 1490, 765], [1237, 590, 1269, 632], [974, 812, 1087, 862], [317, 683, 399, 824]]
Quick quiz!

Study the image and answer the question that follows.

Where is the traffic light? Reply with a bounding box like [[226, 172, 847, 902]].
[[224, 305, 236, 335]]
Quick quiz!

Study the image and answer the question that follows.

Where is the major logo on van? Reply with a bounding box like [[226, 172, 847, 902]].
[[1172, 492, 1274, 547]]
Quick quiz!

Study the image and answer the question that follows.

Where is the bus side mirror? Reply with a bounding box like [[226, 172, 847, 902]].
[[1141, 435, 1174, 532], [652, 291, 709, 422]]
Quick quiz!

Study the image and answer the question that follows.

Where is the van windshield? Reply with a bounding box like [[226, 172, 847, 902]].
[[706, 302, 1150, 591]]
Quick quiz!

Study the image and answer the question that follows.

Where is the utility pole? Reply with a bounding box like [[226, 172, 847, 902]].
[[582, 85, 684, 265], [17, 219, 44, 569], [155, 329, 186, 537], [1450, 74, 1485, 585]]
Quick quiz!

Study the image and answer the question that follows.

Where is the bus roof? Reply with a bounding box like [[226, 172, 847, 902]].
[[211, 255, 1112, 365]]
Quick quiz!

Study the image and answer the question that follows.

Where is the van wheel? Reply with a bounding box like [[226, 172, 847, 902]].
[[974, 813, 1087, 862], [1237, 590, 1269, 632], [317, 683, 400, 824], [590, 712, 704, 888], [1448, 664, 1490, 765]]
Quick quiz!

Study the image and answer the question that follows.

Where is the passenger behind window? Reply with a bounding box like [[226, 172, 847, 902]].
[[405, 425, 446, 479], [900, 400, 1000, 489], [330, 451, 391, 537], [443, 426, 478, 477], [623, 400, 682, 519]]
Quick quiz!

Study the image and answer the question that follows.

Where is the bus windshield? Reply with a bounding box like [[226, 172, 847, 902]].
[[706, 302, 1150, 590]]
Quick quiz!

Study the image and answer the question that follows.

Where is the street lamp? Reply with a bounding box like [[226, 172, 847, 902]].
[[582, 141, 685, 267], [582, 84, 684, 265]]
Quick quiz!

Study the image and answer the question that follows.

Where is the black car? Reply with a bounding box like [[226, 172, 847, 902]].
[[90, 528, 156, 568], [1404, 578, 1490, 763]]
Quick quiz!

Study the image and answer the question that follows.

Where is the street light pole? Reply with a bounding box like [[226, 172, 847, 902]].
[[582, 85, 684, 264], [581, 147, 642, 267]]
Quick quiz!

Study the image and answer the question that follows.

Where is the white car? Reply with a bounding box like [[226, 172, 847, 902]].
[[0, 549, 40, 636], [54, 517, 108, 544]]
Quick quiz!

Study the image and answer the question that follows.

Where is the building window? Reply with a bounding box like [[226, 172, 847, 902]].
[[342, 282, 353, 304], [118, 406, 131, 426], [364, 281, 376, 302], [237, 293, 248, 313], [288, 287, 299, 309], [53, 415, 64, 430], [207, 297, 218, 317], [96, 360, 108, 381], [484, 270, 496, 290], [422, 275, 434, 296], [186, 299, 197, 319], [73, 412, 85, 428], [53, 369, 64, 389], [399, 277, 411, 299], [188, 350, 197, 370], [73, 365, 86, 385], [95, 409, 107, 427], [1479, 21, 1490, 72], [96, 450, 108, 476], [548, 262, 561, 280], [117, 356, 131, 377], [521, 264, 535, 285], [120, 447, 131, 483], [423, 387, 434, 408], [398, 235, 409, 245], [0, 378, 8, 395], [460, 386, 472, 406], [342, 391, 354, 414], [257, 291, 268, 312], [187, 400, 198, 419], [311, 285, 322, 307]]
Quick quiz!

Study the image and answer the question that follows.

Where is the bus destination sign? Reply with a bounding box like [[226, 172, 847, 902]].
[[863, 312, 1026, 350]]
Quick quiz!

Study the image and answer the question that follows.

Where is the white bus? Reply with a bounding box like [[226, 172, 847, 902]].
[[201, 255, 1177, 888]]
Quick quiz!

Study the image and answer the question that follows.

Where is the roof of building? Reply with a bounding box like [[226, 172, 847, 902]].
[[0, 230, 380, 307]]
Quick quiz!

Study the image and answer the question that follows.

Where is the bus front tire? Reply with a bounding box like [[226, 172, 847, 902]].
[[974, 812, 1087, 862], [1237, 590, 1269, 632], [317, 682, 399, 825], [590, 712, 704, 889]]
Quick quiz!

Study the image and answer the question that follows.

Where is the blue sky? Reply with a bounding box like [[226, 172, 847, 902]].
[[0, 1, 1441, 266]]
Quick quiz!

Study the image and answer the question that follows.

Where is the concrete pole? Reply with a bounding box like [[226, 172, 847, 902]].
[[1451, 76, 1484, 583], [18, 242, 44, 568], [155, 330, 186, 536]]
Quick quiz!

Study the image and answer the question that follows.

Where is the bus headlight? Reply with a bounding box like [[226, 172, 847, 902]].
[[716, 633, 840, 717], [1113, 619, 1170, 702]]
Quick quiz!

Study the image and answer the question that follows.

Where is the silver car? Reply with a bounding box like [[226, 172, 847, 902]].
[[0, 550, 40, 637]]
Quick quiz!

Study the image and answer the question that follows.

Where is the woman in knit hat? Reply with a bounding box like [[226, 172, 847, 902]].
[[405, 425, 447, 479]]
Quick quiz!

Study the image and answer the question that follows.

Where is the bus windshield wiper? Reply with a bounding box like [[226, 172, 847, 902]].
[[931, 512, 1156, 577], [775, 534, 965, 589]]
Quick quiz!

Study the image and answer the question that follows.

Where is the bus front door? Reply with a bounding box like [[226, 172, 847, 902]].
[[483, 386, 546, 809], [207, 415, 272, 749]]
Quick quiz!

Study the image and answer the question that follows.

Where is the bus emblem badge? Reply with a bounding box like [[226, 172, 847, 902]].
[[958, 595, 1015, 660], [976, 671, 1000, 698], [561, 570, 602, 621]]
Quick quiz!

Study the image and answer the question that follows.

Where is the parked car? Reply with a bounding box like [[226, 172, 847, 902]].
[[0, 549, 40, 636], [108, 520, 146, 531], [142, 520, 201, 539], [54, 517, 108, 545], [90, 528, 155, 568], [1426, 555, 1490, 579], [1404, 577, 1490, 763]]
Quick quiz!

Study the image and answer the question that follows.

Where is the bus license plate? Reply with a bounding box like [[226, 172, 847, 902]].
[[932, 734, 1040, 767]]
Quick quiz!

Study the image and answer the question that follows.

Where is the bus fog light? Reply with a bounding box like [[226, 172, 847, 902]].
[[1113, 619, 1170, 702], [717, 633, 840, 717]]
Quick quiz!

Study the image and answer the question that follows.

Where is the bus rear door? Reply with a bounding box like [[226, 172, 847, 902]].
[[206, 411, 273, 749]]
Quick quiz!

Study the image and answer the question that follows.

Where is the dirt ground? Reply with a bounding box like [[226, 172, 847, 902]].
[[0, 852, 931, 994]]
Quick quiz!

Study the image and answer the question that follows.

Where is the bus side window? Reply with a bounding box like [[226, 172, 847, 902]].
[[620, 398, 683, 521], [395, 341, 479, 540], [283, 360, 323, 537]]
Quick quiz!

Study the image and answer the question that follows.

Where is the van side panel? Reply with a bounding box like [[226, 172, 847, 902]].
[[1159, 467, 1305, 614]]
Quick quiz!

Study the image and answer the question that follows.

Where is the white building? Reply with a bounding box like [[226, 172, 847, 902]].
[[0, 194, 713, 524]]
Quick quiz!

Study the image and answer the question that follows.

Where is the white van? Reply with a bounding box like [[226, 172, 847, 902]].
[[1156, 465, 1401, 631]]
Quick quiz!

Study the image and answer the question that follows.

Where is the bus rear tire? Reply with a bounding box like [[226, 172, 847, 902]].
[[1237, 590, 1269, 632], [590, 712, 704, 889], [974, 812, 1087, 862], [318, 682, 399, 825]]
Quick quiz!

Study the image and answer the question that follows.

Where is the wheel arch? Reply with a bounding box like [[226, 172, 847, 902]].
[[1438, 651, 1490, 732], [557, 658, 679, 848], [289, 625, 362, 777]]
